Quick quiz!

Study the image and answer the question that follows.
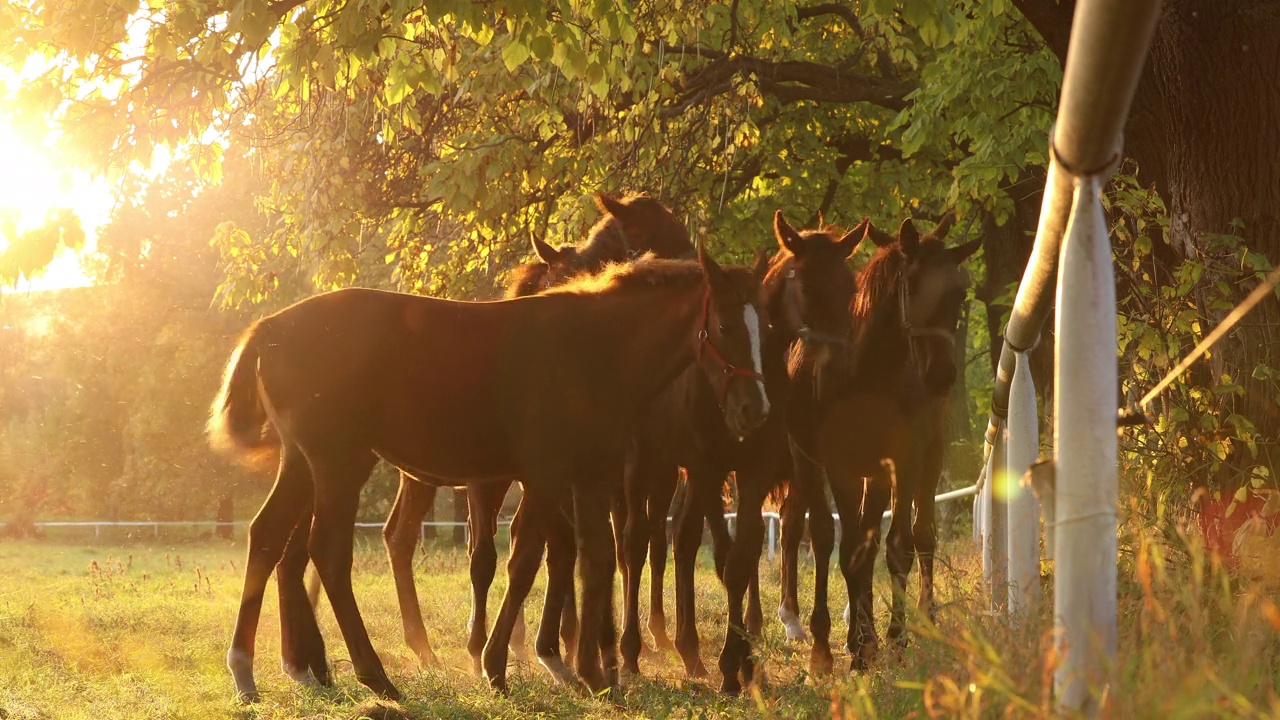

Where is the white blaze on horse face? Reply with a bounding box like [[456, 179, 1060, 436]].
[[743, 304, 770, 418]]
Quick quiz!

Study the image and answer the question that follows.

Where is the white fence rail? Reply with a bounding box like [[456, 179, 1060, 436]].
[[2, 483, 979, 555]]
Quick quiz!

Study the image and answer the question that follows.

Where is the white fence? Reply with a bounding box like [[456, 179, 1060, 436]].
[[973, 1, 1163, 714], [3, 483, 980, 555]]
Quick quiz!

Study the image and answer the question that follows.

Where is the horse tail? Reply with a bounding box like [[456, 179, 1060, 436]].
[[208, 320, 279, 470]]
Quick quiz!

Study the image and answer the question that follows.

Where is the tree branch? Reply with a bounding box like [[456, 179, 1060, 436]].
[[796, 3, 865, 35]]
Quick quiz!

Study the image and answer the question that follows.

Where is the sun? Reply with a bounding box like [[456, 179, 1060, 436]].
[[0, 118, 114, 293]]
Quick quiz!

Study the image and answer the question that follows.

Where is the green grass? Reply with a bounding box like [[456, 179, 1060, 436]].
[[0, 528, 1278, 719]]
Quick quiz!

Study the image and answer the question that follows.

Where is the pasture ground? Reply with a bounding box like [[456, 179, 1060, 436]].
[[0, 527, 1278, 719]]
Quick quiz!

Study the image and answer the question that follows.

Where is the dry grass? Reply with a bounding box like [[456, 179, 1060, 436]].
[[0, 523, 1277, 719]]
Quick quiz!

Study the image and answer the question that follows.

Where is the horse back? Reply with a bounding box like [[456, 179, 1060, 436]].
[[252, 288, 523, 475]]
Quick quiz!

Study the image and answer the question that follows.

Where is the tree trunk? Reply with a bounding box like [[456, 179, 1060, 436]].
[[1148, 1, 1280, 489]]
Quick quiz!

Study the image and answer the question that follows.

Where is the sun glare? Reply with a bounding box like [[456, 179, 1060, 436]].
[[0, 118, 114, 293]]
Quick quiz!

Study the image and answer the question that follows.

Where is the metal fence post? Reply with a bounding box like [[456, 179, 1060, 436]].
[[1007, 351, 1041, 616], [1053, 175, 1118, 712]]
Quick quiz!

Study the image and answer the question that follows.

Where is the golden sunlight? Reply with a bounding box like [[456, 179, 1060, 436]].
[[0, 118, 114, 293]]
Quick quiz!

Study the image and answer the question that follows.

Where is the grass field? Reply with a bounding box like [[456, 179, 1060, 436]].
[[1, 528, 1278, 719]]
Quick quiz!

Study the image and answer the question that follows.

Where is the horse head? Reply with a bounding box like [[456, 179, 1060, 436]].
[[695, 244, 772, 438], [765, 209, 865, 387], [890, 212, 981, 395]]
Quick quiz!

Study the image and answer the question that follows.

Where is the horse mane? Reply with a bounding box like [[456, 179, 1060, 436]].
[[853, 235, 952, 331], [853, 244, 906, 325], [506, 263, 549, 299], [543, 254, 706, 297]]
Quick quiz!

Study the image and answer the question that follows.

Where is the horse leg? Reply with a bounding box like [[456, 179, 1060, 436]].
[[915, 436, 945, 624], [227, 443, 311, 703], [885, 460, 916, 650], [480, 481, 530, 663], [611, 491, 627, 573], [673, 463, 714, 679], [848, 468, 894, 671], [466, 483, 503, 675], [789, 439, 835, 677], [620, 445, 651, 676], [481, 489, 546, 693], [382, 475, 439, 666], [647, 465, 678, 652], [777, 487, 809, 642], [746, 558, 764, 638], [704, 480, 732, 580], [560, 570, 579, 667], [535, 495, 578, 686], [277, 498, 331, 687], [574, 478, 622, 696], [716, 475, 768, 695], [307, 449, 397, 699]]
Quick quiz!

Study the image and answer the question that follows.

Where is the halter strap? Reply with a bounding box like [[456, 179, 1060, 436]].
[[695, 285, 765, 407], [897, 274, 956, 367]]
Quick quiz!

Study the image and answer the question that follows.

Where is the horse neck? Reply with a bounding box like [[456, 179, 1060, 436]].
[[852, 292, 912, 383], [592, 280, 707, 406]]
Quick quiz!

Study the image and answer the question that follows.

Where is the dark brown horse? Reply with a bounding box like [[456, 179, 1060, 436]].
[[614, 212, 868, 684], [377, 193, 695, 675], [209, 249, 770, 702], [780, 214, 979, 676]]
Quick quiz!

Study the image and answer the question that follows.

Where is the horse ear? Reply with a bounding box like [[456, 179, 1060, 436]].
[[773, 210, 803, 254], [930, 212, 956, 241], [750, 248, 770, 283], [898, 218, 920, 255], [948, 237, 983, 264], [836, 217, 870, 259], [816, 210, 826, 229], [531, 233, 560, 264], [865, 222, 895, 247], [595, 193, 628, 220], [697, 243, 728, 288]]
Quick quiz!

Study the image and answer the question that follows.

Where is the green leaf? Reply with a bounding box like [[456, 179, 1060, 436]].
[[501, 39, 530, 71], [529, 35, 553, 61]]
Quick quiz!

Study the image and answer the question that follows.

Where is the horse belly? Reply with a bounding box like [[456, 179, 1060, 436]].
[[817, 394, 911, 479], [372, 385, 518, 482]]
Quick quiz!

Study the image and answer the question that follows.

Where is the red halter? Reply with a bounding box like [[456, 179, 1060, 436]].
[[695, 285, 765, 407]]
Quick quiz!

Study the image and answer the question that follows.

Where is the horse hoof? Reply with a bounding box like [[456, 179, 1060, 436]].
[[779, 610, 810, 643], [236, 690, 261, 705], [361, 677, 401, 702], [809, 647, 834, 677], [690, 659, 709, 680], [650, 630, 676, 652], [538, 654, 578, 687], [719, 678, 742, 696], [282, 662, 317, 687], [484, 670, 510, 695]]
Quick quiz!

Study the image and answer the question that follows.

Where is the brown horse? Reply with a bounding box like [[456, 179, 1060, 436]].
[[781, 214, 979, 675], [209, 248, 770, 702], [378, 193, 695, 675], [613, 211, 867, 683]]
